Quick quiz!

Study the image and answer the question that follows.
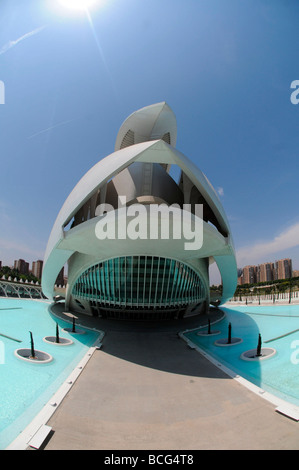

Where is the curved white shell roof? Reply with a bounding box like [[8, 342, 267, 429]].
[[42, 103, 237, 307], [115, 102, 177, 150]]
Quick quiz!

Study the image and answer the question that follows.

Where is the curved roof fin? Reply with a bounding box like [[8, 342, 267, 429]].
[[115, 102, 177, 151]]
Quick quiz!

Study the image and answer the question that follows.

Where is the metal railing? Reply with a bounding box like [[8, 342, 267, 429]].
[[229, 290, 299, 304], [0, 280, 47, 300]]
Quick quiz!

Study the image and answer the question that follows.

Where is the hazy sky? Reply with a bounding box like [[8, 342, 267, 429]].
[[0, 0, 299, 283]]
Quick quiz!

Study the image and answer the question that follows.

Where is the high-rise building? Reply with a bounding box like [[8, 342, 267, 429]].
[[14, 259, 29, 275], [257, 262, 274, 283], [239, 258, 294, 284], [237, 268, 243, 285], [275, 258, 292, 280], [242, 265, 257, 284], [32, 260, 43, 280]]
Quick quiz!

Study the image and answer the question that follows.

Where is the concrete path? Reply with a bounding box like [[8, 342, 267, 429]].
[[44, 311, 299, 450]]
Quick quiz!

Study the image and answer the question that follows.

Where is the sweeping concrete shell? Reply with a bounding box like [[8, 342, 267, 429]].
[[42, 102, 237, 319]]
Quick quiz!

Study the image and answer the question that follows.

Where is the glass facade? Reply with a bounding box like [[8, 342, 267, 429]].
[[72, 255, 206, 309]]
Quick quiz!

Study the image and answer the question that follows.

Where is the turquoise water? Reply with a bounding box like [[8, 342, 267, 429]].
[[184, 304, 299, 407], [3, 300, 299, 449], [0, 298, 100, 449]]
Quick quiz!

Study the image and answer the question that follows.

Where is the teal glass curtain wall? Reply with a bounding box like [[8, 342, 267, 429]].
[[72, 256, 206, 308]]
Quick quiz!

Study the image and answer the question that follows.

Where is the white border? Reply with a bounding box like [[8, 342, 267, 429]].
[[240, 348, 276, 361], [43, 336, 73, 346], [14, 349, 53, 364]]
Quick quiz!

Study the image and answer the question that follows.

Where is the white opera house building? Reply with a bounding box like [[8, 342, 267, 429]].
[[42, 102, 237, 320]]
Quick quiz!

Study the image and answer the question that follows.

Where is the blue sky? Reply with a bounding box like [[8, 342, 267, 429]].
[[0, 0, 299, 283]]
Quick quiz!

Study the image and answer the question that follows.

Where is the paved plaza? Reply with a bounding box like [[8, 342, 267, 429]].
[[43, 308, 299, 450]]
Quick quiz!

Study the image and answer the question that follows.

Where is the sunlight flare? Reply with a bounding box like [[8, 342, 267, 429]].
[[58, 0, 102, 11]]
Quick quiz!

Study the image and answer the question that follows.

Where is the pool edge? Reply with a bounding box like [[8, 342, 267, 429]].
[[179, 327, 299, 421], [5, 331, 104, 450]]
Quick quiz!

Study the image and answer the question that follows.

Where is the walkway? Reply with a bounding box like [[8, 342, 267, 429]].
[[44, 307, 299, 450]]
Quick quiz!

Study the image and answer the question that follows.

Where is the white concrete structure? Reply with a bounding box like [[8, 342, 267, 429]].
[[42, 103, 237, 320]]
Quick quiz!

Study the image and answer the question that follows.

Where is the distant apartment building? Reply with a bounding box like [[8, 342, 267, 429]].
[[275, 258, 292, 280], [31, 260, 43, 280], [239, 258, 294, 284], [293, 270, 299, 278], [14, 259, 29, 275], [242, 265, 257, 284], [257, 262, 275, 283]]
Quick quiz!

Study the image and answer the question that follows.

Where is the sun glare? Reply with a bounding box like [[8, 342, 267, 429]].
[[58, 0, 100, 11]]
